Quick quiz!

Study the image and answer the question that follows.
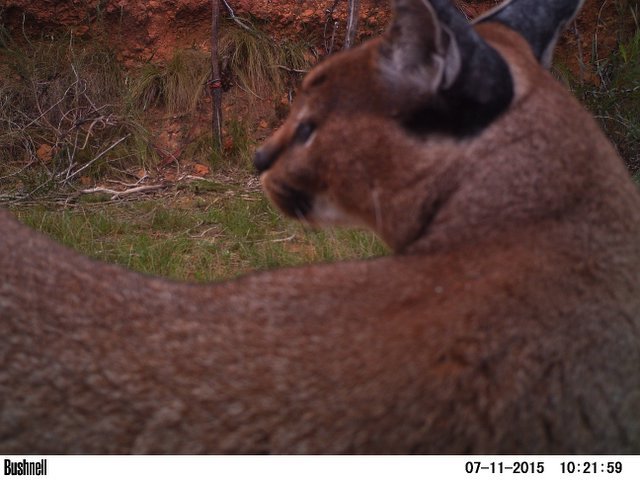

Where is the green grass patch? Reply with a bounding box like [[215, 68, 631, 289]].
[[11, 190, 387, 282]]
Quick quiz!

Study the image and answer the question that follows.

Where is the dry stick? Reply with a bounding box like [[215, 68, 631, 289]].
[[107, 175, 149, 188], [276, 65, 309, 74], [79, 184, 165, 200], [210, 0, 223, 150], [64, 62, 83, 180], [21, 12, 33, 47], [234, 81, 264, 100], [344, 0, 360, 49], [0, 162, 37, 182], [27, 80, 77, 133], [324, 0, 341, 55], [595, 0, 610, 88], [62, 134, 131, 184], [572, 22, 585, 85], [221, 0, 253, 32]]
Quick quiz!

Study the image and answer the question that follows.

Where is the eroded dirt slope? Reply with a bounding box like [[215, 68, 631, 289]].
[[1, 0, 623, 68]]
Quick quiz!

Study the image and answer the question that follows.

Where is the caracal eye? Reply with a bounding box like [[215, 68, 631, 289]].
[[293, 121, 316, 144]]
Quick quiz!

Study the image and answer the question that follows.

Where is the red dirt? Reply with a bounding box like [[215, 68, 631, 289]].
[[2, 0, 621, 69]]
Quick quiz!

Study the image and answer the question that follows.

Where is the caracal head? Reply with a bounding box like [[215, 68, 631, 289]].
[[256, 39, 412, 231]]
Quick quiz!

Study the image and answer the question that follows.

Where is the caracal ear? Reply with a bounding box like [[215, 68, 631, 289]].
[[379, 0, 461, 94], [379, 0, 513, 134], [476, 0, 587, 68]]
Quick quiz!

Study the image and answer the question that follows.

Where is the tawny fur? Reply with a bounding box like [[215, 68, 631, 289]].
[[1, 15, 640, 454]]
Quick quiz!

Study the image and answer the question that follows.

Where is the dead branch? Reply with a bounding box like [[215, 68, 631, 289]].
[[210, 0, 223, 148], [221, 0, 254, 32], [61, 134, 131, 185], [79, 184, 165, 200], [324, 0, 341, 55], [276, 65, 309, 74], [344, 0, 360, 49]]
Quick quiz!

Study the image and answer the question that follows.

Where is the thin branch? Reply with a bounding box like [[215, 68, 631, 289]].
[[0, 161, 37, 181], [106, 176, 149, 188], [324, 0, 341, 55], [21, 12, 33, 47], [79, 184, 165, 199], [221, 0, 254, 32], [21, 79, 79, 133], [275, 65, 309, 74], [234, 81, 265, 100], [270, 234, 296, 243], [344, 0, 360, 49], [62, 134, 131, 184], [210, 0, 223, 147]]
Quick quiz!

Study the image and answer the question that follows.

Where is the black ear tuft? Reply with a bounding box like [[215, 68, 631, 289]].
[[380, 0, 514, 136], [476, 0, 586, 68]]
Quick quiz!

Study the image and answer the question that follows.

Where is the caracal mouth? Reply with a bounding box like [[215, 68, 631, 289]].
[[261, 174, 358, 227], [261, 175, 314, 221]]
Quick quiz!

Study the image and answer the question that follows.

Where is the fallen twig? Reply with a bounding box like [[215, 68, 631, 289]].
[[270, 234, 296, 243], [79, 184, 165, 200]]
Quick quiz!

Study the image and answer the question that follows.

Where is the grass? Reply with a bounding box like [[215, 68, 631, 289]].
[[583, 30, 639, 174], [10, 186, 388, 282], [129, 20, 312, 115], [226, 118, 253, 167], [219, 21, 312, 100], [180, 118, 254, 170], [129, 49, 210, 115]]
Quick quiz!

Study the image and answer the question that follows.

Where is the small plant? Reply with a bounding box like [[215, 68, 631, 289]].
[[183, 116, 256, 169], [128, 63, 165, 111], [219, 21, 313, 100], [129, 49, 210, 114], [226, 118, 253, 167], [182, 132, 219, 166]]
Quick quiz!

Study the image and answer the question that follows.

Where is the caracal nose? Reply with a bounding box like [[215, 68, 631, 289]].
[[253, 147, 275, 173]]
